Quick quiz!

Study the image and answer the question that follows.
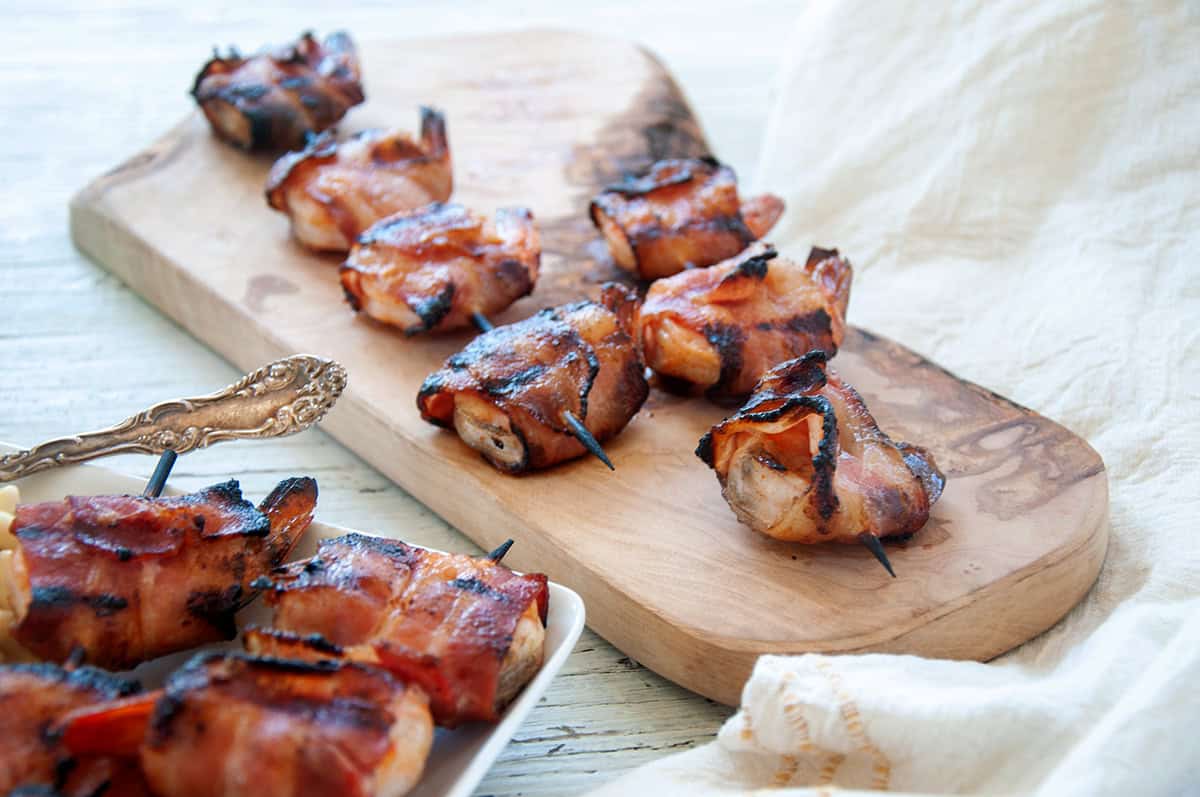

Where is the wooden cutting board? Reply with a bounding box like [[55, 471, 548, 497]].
[[69, 29, 1108, 705]]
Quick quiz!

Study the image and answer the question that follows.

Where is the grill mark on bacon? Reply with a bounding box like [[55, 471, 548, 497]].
[[600, 155, 720, 195], [29, 587, 130, 617], [411, 281, 457, 332], [449, 576, 512, 603]]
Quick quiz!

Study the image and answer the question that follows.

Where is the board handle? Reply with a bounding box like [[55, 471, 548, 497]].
[[0, 354, 346, 481]]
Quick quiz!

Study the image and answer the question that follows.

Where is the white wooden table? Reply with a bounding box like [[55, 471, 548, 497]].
[[0, 3, 798, 793]]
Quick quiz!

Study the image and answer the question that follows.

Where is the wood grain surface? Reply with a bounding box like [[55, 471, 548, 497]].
[[69, 28, 1109, 706]]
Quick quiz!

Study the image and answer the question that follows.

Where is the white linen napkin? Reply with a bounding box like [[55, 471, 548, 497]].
[[588, 1, 1200, 794]]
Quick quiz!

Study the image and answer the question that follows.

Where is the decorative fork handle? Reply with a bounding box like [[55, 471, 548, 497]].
[[0, 354, 347, 482]]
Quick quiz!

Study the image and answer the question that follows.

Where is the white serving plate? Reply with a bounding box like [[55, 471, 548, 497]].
[[1, 443, 586, 797]]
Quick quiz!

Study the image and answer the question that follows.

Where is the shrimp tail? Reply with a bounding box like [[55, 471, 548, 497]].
[[740, 193, 785, 240], [258, 477, 318, 568], [59, 691, 160, 757], [419, 105, 450, 160]]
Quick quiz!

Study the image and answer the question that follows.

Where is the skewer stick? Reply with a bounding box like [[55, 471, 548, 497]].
[[470, 311, 494, 333], [487, 538, 514, 562], [563, 411, 614, 470], [64, 645, 87, 670], [858, 532, 896, 578], [143, 450, 178, 498]]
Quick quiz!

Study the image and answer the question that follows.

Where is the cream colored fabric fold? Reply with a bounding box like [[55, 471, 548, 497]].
[[588, 1, 1199, 794]]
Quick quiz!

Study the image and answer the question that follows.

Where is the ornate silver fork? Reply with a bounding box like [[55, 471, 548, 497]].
[[0, 354, 347, 481]]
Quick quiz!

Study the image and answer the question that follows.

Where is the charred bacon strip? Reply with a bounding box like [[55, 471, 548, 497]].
[[60, 652, 432, 797], [192, 31, 364, 151], [0, 663, 146, 797], [640, 242, 852, 402], [267, 108, 453, 252], [249, 533, 549, 727], [697, 353, 944, 555], [589, 157, 785, 280], [418, 284, 649, 473], [340, 203, 539, 334], [4, 479, 316, 669]]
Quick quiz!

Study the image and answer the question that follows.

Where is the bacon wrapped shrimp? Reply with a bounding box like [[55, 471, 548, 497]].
[[589, 156, 784, 280], [0, 479, 316, 669], [266, 108, 453, 252], [417, 284, 649, 472], [639, 242, 852, 402], [192, 31, 364, 151], [340, 203, 539, 334], [697, 353, 944, 557], [247, 533, 549, 727]]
